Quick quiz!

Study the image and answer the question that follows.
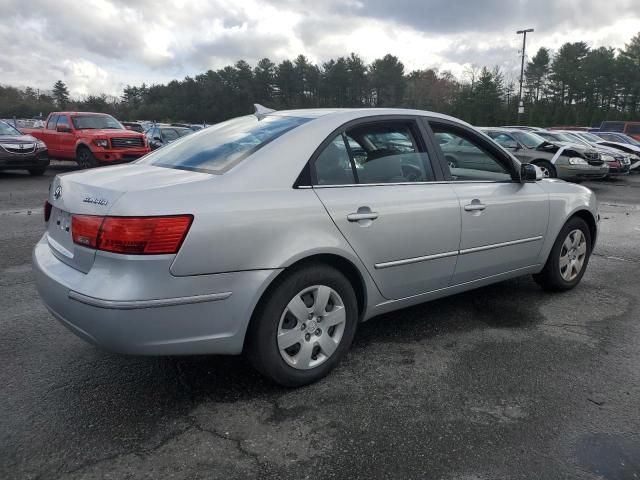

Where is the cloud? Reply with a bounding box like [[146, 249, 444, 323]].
[[0, 0, 637, 96]]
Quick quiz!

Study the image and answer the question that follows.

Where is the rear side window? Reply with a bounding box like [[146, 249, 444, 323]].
[[312, 120, 434, 185], [140, 114, 311, 174], [46, 115, 58, 130], [627, 124, 640, 135], [314, 135, 356, 185], [56, 115, 70, 130]]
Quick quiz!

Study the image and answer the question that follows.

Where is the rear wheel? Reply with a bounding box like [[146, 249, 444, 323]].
[[76, 147, 99, 169], [246, 264, 358, 387], [28, 167, 47, 176], [533, 216, 591, 291], [533, 160, 556, 179]]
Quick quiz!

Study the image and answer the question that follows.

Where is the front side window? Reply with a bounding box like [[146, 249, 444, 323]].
[[72, 115, 123, 130], [432, 124, 513, 182], [140, 114, 311, 174]]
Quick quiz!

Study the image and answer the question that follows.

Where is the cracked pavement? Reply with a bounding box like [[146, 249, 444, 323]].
[[1, 164, 639, 479]]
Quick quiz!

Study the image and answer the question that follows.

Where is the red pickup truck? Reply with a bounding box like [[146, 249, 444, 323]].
[[21, 112, 150, 168]]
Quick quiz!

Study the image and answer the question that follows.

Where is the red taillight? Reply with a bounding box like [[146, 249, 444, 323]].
[[72, 215, 104, 248], [44, 201, 52, 222], [71, 215, 193, 255]]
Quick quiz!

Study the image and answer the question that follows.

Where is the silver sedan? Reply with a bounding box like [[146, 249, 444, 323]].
[[33, 107, 598, 386]]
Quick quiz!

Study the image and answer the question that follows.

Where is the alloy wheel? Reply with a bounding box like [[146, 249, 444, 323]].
[[539, 165, 551, 178], [277, 285, 346, 370], [559, 229, 587, 281]]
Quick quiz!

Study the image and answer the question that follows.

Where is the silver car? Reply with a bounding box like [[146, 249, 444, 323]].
[[33, 107, 599, 386]]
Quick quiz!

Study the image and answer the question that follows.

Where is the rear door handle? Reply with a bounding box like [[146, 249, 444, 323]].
[[347, 212, 379, 222], [464, 202, 486, 212]]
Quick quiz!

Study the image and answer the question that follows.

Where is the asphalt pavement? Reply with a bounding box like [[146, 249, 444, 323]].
[[1, 163, 639, 479]]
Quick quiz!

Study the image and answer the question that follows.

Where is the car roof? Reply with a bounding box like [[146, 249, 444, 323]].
[[265, 108, 467, 124], [52, 112, 111, 116]]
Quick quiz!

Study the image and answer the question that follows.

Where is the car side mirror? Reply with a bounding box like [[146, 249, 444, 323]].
[[507, 143, 520, 151], [153, 136, 162, 142], [520, 163, 540, 182], [56, 125, 71, 133]]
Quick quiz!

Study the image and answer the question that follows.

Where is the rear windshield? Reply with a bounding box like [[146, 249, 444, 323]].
[[600, 121, 625, 132], [140, 114, 311, 174]]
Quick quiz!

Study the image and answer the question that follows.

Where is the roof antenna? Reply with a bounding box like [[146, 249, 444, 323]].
[[254, 104, 275, 120]]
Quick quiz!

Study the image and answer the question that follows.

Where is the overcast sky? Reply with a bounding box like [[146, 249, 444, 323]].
[[1, 0, 638, 97]]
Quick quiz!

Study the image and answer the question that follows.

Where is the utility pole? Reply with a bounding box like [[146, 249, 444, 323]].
[[516, 28, 534, 124]]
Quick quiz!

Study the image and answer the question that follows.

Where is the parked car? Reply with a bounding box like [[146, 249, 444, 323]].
[[20, 112, 150, 168], [478, 128, 608, 180], [146, 125, 193, 150], [594, 132, 640, 146], [559, 131, 632, 175], [499, 125, 546, 132], [0, 120, 49, 175], [539, 130, 631, 176], [122, 121, 145, 133], [599, 121, 640, 141], [33, 106, 599, 386]]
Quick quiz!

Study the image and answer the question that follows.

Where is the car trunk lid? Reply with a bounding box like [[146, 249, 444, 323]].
[[46, 164, 210, 272]]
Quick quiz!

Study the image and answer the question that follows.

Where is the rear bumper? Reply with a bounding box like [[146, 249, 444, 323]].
[[93, 148, 150, 163], [32, 235, 280, 355], [0, 150, 49, 169]]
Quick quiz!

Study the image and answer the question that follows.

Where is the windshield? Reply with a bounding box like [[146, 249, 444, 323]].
[[139, 114, 311, 174], [72, 115, 124, 130], [563, 133, 592, 147], [0, 121, 21, 135], [577, 132, 602, 143], [537, 132, 563, 142], [511, 131, 546, 148]]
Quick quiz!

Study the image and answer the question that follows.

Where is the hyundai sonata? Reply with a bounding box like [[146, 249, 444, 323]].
[[34, 106, 598, 386]]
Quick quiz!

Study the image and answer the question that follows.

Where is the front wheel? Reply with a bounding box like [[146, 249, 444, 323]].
[[533, 217, 591, 291], [533, 160, 556, 179], [246, 264, 358, 387], [76, 147, 99, 169]]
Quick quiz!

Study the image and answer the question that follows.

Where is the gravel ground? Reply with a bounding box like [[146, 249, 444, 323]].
[[1, 163, 639, 480]]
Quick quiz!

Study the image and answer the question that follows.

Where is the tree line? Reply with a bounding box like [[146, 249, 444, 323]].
[[1, 32, 638, 128]]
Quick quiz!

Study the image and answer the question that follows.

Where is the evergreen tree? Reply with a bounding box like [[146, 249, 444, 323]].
[[52, 80, 70, 108]]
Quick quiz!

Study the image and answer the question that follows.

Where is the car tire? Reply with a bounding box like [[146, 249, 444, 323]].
[[533, 160, 556, 179], [28, 167, 47, 176], [533, 216, 592, 292], [446, 156, 457, 169], [76, 147, 99, 169], [246, 263, 358, 387]]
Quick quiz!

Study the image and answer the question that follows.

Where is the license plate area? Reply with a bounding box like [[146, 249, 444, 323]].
[[47, 208, 75, 257]]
